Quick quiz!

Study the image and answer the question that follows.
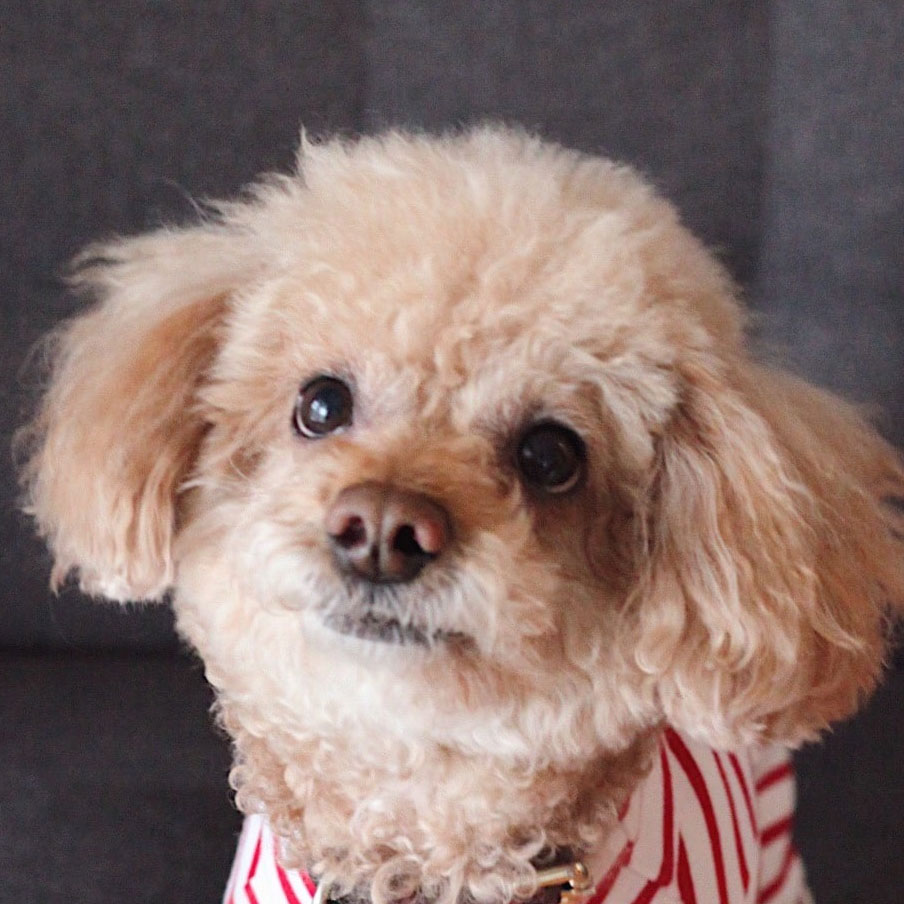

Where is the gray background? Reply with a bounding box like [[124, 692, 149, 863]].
[[1, 2, 902, 902]]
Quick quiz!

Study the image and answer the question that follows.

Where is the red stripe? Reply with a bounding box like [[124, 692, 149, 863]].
[[585, 840, 634, 904], [617, 793, 631, 822], [629, 745, 675, 904], [676, 835, 697, 904], [712, 751, 750, 891], [728, 752, 758, 836], [301, 871, 318, 897], [244, 832, 264, 904], [757, 843, 799, 904], [760, 815, 793, 846], [666, 730, 729, 904], [754, 763, 792, 794], [273, 835, 304, 904], [276, 864, 304, 904], [247, 831, 263, 878]]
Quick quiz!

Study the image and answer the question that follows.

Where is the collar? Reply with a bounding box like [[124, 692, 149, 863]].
[[318, 857, 596, 904]]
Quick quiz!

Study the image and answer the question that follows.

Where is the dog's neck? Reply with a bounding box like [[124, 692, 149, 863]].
[[222, 702, 658, 904]]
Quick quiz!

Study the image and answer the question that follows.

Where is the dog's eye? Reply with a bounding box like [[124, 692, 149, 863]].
[[516, 422, 585, 494], [293, 376, 353, 438]]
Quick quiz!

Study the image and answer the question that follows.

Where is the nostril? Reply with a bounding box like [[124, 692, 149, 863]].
[[333, 516, 368, 550], [392, 524, 427, 558]]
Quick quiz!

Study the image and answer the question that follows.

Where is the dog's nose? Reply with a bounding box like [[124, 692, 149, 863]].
[[325, 482, 451, 583]]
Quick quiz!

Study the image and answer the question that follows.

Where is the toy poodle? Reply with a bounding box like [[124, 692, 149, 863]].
[[20, 127, 904, 904]]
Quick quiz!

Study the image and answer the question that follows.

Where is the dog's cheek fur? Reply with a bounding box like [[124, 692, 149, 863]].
[[174, 428, 651, 753]]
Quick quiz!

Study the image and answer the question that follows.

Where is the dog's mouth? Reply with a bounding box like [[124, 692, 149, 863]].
[[319, 582, 470, 647], [322, 609, 473, 649], [311, 565, 475, 649], [322, 609, 438, 645]]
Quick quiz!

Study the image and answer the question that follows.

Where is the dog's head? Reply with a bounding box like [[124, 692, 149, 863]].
[[20, 127, 904, 902]]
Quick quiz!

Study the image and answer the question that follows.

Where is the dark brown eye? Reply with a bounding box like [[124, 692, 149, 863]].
[[516, 422, 585, 493], [293, 376, 353, 438]]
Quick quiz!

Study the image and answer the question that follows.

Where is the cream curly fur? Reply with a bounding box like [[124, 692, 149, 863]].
[[20, 127, 904, 904]]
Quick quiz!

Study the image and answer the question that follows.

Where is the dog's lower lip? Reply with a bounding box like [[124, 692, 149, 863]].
[[323, 610, 432, 645], [321, 609, 470, 648]]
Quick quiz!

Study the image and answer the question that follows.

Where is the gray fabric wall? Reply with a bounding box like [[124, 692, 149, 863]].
[[3, 6, 903, 904], [3, 2, 902, 650]]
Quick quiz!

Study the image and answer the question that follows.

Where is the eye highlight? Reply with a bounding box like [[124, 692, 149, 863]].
[[293, 376, 354, 438], [516, 421, 586, 494]]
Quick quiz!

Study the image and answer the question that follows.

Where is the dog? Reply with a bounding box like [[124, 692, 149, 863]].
[[20, 126, 904, 904]]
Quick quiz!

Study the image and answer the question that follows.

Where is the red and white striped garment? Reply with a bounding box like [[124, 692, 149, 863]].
[[223, 729, 810, 904]]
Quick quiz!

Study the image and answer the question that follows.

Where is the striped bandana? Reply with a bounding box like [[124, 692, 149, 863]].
[[223, 728, 810, 904]]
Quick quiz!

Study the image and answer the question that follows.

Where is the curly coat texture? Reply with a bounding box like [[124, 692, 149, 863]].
[[19, 127, 904, 904]]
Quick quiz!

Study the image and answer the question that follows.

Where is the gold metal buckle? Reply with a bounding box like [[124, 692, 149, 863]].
[[534, 860, 593, 904]]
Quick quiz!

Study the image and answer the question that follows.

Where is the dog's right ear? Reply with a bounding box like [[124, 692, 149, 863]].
[[18, 224, 259, 602]]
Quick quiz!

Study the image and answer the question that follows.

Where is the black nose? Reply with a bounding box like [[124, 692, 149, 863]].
[[325, 482, 452, 583]]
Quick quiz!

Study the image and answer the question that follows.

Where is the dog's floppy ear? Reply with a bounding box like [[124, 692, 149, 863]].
[[635, 355, 904, 747], [19, 224, 258, 602]]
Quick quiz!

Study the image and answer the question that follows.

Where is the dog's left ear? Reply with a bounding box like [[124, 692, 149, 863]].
[[634, 354, 904, 747]]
